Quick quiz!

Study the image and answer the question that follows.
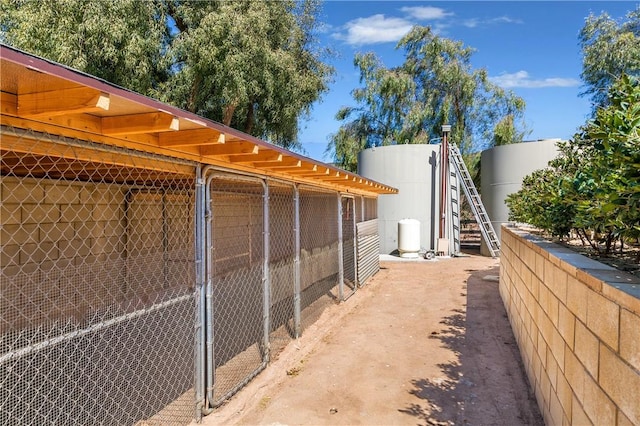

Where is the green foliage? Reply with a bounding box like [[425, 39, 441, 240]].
[[0, 0, 333, 151], [492, 114, 529, 147], [327, 26, 527, 170], [506, 168, 575, 238], [0, 0, 170, 95], [579, 6, 640, 111], [506, 74, 640, 251]]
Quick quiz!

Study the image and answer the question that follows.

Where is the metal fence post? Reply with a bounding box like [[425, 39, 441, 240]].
[[337, 193, 344, 302], [352, 198, 359, 288], [194, 165, 205, 421], [203, 171, 216, 414], [262, 182, 271, 362], [293, 184, 302, 338]]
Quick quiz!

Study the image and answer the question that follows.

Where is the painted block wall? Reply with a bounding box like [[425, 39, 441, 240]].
[[500, 226, 640, 425], [0, 176, 194, 333]]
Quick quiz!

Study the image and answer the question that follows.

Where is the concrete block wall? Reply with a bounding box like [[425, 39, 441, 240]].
[[1, 176, 126, 331], [1, 176, 194, 332], [500, 225, 640, 426]]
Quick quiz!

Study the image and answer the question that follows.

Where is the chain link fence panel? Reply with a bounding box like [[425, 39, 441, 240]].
[[355, 196, 364, 224], [208, 175, 266, 406], [341, 196, 357, 300], [1, 126, 384, 421], [363, 196, 378, 221], [266, 182, 296, 354], [298, 187, 340, 332], [1, 126, 197, 425]]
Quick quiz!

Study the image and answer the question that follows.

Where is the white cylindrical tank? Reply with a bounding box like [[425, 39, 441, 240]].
[[481, 139, 560, 242], [358, 144, 440, 254], [398, 219, 421, 258]]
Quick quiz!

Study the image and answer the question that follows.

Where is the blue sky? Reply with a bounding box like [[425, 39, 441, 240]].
[[298, 1, 639, 162]]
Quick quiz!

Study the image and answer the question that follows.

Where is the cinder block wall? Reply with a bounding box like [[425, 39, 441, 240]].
[[1, 176, 193, 332], [500, 225, 640, 426], [1, 176, 126, 331]]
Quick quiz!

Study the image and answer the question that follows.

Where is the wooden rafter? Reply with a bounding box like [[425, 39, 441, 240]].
[[18, 87, 110, 118], [273, 163, 317, 173], [158, 128, 224, 147], [102, 112, 179, 135], [254, 158, 301, 168], [228, 151, 282, 164], [200, 142, 258, 156], [1, 45, 398, 195]]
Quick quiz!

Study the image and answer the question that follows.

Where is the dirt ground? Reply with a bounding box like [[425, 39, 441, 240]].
[[198, 254, 544, 426]]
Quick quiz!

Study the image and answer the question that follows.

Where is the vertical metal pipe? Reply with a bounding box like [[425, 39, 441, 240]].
[[262, 181, 270, 363], [439, 130, 448, 239], [351, 198, 358, 288], [194, 166, 204, 421], [337, 194, 344, 302], [204, 172, 216, 413], [293, 185, 301, 338]]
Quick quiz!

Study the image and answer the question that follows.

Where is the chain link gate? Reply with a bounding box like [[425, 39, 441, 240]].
[[1, 126, 197, 425], [298, 187, 340, 332], [341, 196, 357, 300], [205, 174, 267, 407], [267, 182, 297, 353]]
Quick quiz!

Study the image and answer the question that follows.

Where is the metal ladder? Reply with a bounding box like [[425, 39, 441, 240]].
[[448, 144, 501, 257]]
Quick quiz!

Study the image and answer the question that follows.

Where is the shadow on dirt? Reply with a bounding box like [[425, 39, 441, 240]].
[[398, 266, 544, 426]]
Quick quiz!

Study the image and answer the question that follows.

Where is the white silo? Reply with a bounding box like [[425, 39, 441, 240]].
[[358, 144, 442, 255], [481, 139, 561, 241]]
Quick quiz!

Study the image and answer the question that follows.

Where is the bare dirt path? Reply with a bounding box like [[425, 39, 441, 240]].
[[199, 255, 543, 426]]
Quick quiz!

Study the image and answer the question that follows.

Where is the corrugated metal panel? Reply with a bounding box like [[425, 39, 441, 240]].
[[356, 219, 378, 237], [357, 235, 379, 285], [356, 219, 379, 286]]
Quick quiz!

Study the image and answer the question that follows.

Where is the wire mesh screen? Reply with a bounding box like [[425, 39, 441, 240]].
[[267, 182, 296, 355], [209, 176, 266, 406], [298, 188, 339, 332], [355, 196, 364, 224], [0, 127, 197, 425], [363, 196, 378, 221], [341, 196, 357, 299]]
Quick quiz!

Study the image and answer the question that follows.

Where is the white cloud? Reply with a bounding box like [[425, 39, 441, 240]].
[[490, 71, 580, 88], [400, 6, 453, 20], [337, 14, 414, 46], [463, 16, 523, 28], [332, 7, 522, 46]]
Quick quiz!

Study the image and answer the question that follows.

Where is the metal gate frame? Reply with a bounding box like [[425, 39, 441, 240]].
[[340, 194, 358, 301], [201, 171, 269, 409]]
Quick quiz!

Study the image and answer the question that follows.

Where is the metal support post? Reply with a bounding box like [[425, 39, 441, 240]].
[[293, 185, 302, 338], [262, 183, 271, 362], [337, 193, 344, 301]]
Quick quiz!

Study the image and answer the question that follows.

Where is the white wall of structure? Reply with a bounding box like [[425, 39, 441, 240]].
[[358, 144, 441, 254], [481, 139, 561, 240]]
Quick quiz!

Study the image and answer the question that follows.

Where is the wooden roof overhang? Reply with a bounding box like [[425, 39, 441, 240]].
[[0, 45, 397, 196]]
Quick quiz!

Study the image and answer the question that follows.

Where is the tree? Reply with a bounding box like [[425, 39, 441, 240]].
[[0, 0, 170, 95], [324, 52, 417, 171], [579, 6, 640, 110], [576, 73, 640, 245], [327, 26, 526, 171], [0, 0, 333, 151], [507, 74, 640, 253]]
